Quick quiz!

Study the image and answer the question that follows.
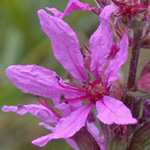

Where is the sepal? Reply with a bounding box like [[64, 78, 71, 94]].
[[106, 138, 127, 150], [128, 122, 150, 150]]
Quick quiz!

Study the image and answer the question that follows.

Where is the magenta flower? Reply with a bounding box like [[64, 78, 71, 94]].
[[2, 5, 136, 147]]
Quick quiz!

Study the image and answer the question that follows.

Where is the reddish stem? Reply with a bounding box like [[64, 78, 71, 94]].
[[127, 29, 143, 90]]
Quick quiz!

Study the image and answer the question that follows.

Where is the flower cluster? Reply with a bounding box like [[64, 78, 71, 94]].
[[2, 0, 150, 149]]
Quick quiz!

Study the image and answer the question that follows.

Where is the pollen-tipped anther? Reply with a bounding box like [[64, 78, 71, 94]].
[[56, 76, 60, 80], [59, 94, 68, 104]]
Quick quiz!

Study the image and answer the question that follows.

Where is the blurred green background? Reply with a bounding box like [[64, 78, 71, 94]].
[[0, 0, 98, 149]]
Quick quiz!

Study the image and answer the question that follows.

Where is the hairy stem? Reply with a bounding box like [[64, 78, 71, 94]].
[[127, 29, 143, 90]]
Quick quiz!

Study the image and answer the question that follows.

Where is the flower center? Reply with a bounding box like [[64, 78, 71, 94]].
[[112, 0, 148, 17], [85, 80, 107, 103], [57, 76, 108, 104]]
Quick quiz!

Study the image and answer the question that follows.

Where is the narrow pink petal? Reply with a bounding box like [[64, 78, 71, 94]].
[[22, 104, 59, 124], [39, 122, 55, 131], [38, 9, 88, 82], [39, 122, 79, 150], [56, 102, 82, 117], [55, 103, 73, 117], [32, 103, 93, 147], [90, 5, 115, 79], [96, 96, 137, 125], [105, 34, 129, 84], [2, 104, 59, 124], [46, 7, 63, 18], [87, 122, 102, 146], [65, 138, 79, 150], [38, 122, 79, 149], [2, 105, 27, 115], [46, 0, 97, 19], [6, 65, 85, 105]]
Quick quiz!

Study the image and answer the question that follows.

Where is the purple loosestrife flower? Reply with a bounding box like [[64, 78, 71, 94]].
[[2, 5, 136, 147]]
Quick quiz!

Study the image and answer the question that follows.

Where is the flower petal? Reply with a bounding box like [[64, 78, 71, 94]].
[[56, 102, 82, 117], [2, 105, 27, 115], [87, 122, 102, 146], [2, 104, 59, 124], [105, 34, 129, 84], [65, 138, 79, 150], [90, 5, 115, 79], [39, 122, 79, 149], [46, 0, 97, 19], [96, 96, 137, 125], [38, 9, 88, 82], [6, 65, 85, 105], [39, 122, 55, 131], [46, 8, 63, 18], [32, 103, 93, 147]]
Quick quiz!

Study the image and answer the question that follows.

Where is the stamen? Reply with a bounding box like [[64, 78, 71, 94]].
[[64, 79, 70, 84], [56, 76, 60, 81], [80, 47, 86, 58], [84, 45, 91, 54], [63, 95, 95, 104], [56, 76, 86, 92], [111, 125, 120, 131], [59, 94, 66, 103], [36, 96, 61, 119]]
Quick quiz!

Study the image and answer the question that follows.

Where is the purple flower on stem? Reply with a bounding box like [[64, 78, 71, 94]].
[[2, 5, 136, 148]]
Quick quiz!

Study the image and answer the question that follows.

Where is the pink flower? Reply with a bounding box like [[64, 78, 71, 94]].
[[2, 5, 136, 147]]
